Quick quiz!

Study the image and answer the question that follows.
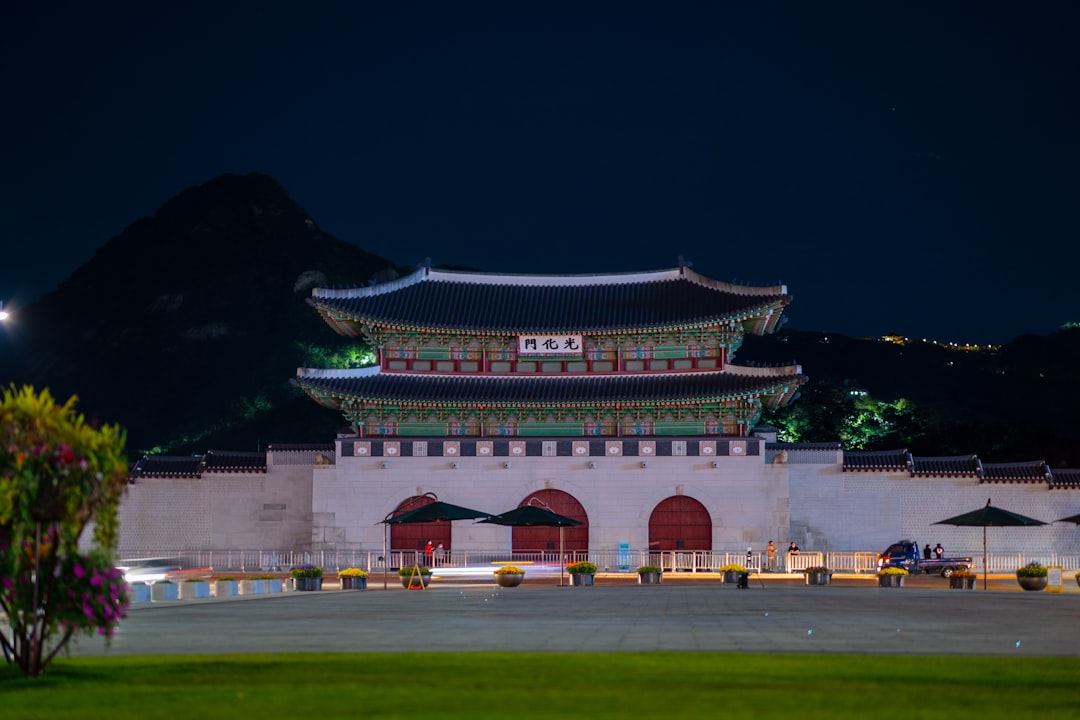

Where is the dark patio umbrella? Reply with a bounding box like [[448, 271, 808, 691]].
[[377, 497, 492, 588], [1053, 513, 1080, 525], [479, 503, 583, 586], [934, 498, 1048, 589]]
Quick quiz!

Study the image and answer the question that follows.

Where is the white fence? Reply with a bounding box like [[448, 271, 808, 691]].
[[118, 547, 1080, 575]]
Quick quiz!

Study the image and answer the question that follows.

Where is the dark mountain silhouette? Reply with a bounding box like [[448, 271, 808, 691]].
[[2, 172, 1077, 465]]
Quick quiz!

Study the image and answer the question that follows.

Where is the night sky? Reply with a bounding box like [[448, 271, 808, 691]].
[[3, 3, 1078, 345]]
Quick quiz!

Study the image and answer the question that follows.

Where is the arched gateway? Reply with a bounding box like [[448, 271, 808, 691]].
[[511, 489, 588, 554], [649, 496, 712, 551]]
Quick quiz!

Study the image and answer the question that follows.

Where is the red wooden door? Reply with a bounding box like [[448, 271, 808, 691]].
[[511, 489, 589, 554], [648, 496, 712, 551]]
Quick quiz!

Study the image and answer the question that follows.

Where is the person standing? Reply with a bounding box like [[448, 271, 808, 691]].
[[923, 544, 932, 559], [424, 539, 434, 567], [934, 543, 944, 559], [765, 541, 777, 572]]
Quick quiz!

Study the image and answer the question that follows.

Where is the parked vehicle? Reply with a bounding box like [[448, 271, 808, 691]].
[[877, 540, 973, 577]]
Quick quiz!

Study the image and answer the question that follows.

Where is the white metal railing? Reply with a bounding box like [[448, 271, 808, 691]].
[[116, 548, 1080, 575]]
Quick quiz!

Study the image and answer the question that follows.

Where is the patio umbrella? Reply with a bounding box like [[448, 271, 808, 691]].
[[479, 503, 583, 587], [934, 498, 1048, 590], [1053, 513, 1080, 525], [377, 498, 492, 589]]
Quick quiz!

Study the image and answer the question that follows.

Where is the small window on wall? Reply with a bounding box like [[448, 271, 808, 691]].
[[541, 361, 562, 373], [567, 361, 588, 372], [625, 360, 645, 371], [517, 362, 537, 373], [491, 361, 512, 372], [413, 360, 432, 371], [592, 361, 613, 372], [459, 361, 479, 372], [673, 359, 693, 370], [436, 361, 455, 372], [387, 360, 407, 370]]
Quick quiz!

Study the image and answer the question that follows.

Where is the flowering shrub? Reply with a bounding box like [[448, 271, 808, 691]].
[[951, 570, 976, 579], [566, 561, 597, 575], [877, 567, 909, 576], [494, 566, 525, 575], [339, 568, 369, 578], [0, 386, 129, 677], [717, 563, 747, 573], [290, 564, 323, 579], [398, 566, 432, 576], [801, 566, 831, 574], [636, 566, 662, 574], [1016, 563, 1047, 578]]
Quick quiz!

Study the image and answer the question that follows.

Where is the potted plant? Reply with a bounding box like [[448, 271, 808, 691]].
[[240, 577, 266, 595], [637, 565, 663, 584], [567, 561, 598, 586], [493, 565, 525, 588], [948, 569, 977, 590], [179, 577, 211, 599], [214, 576, 239, 597], [802, 566, 832, 585], [339, 567, 369, 590], [1016, 563, 1048, 591], [258, 575, 284, 593], [291, 564, 324, 591], [151, 579, 178, 601], [877, 567, 908, 587], [398, 566, 432, 589], [717, 563, 747, 584]]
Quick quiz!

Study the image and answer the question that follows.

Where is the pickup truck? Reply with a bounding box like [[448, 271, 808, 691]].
[[877, 540, 973, 577]]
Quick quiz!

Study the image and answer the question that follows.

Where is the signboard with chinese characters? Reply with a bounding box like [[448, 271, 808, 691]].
[[518, 334, 584, 356]]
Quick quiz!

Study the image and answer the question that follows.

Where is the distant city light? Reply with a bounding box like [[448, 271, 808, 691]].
[[0, 301, 8, 322]]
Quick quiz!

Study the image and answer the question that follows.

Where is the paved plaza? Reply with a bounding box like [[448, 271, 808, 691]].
[[64, 577, 1080, 658]]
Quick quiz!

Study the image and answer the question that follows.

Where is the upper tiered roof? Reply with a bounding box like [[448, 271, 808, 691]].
[[309, 264, 790, 335]]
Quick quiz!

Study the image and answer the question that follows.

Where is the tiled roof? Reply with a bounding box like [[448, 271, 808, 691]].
[[309, 266, 790, 333], [843, 449, 911, 472], [1049, 468, 1080, 488], [766, 442, 843, 451], [979, 461, 1050, 483], [910, 455, 980, 476], [130, 455, 203, 479], [266, 443, 335, 452], [294, 366, 805, 405], [203, 450, 266, 473]]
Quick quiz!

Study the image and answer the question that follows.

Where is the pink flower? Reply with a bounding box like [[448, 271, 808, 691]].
[[73, 564, 86, 579]]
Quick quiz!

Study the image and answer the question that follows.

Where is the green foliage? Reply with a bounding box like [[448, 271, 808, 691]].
[[397, 566, 431, 576], [566, 561, 597, 575], [636, 566, 662, 573], [296, 341, 376, 369], [1016, 563, 1048, 578], [0, 385, 130, 676], [289, 564, 323, 579], [493, 566, 525, 575]]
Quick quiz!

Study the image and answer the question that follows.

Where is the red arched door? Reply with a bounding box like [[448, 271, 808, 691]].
[[389, 495, 450, 561], [648, 496, 712, 551], [512, 489, 588, 555]]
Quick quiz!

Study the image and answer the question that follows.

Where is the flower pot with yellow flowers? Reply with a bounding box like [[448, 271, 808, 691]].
[[877, 567, 907, 587], [567, 561, 597, 586], [493, 566, 525, 588], [339, 568, 369, 590]]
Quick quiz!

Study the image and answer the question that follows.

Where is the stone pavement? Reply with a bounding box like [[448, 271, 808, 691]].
[[65, 576, 1080, 657]]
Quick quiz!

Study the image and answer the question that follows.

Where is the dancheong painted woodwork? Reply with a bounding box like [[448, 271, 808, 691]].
[[293, 262, 806, 437]]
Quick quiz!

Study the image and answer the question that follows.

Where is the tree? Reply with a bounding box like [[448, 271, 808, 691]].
[[0, 386, 130, 677]]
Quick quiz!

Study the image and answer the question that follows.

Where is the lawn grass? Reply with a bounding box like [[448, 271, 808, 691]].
[[2, 652, 1077, 719]]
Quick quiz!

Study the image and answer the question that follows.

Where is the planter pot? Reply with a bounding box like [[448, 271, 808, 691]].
[[722, 571, 740, 584], [570, 573, 594, 586], [129, 583, 152, 603], [151, 583, 179, 601], [878, 575, 905, 588], [266, 578, 283, 593], [949, 577, 976, 590], [638, 572, 663, 585], [1017, 576, 1047, 592], [214, 580, 239, 597], [400, 574, 431, 589], [495, 573, 524, 588], [239, 579, 265, 595], [295, 576, 324, 591], [804, 572, 831, 586], [341, 576, 368, 590], [179, 581, 211, 599]]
